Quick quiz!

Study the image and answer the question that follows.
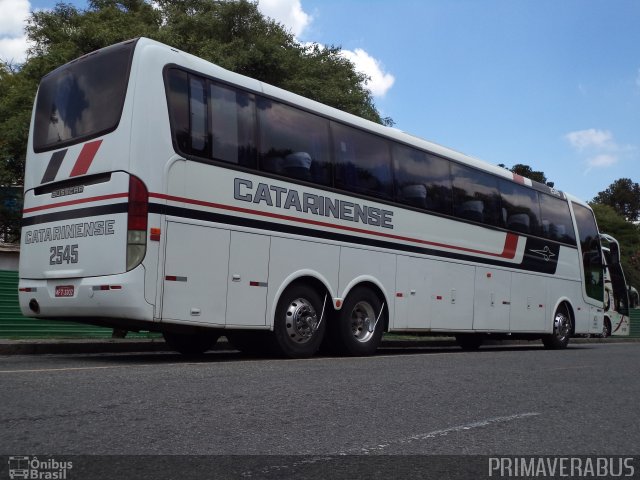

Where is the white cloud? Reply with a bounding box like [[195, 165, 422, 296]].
[[258, 0, 395, 98], [565, 129, 614, 151], [0, 0, 30, 37], [0, 0, 31, 64], [565, 128, 636, 174], [587, 154, 617, 168], [257, 0, 311, 38], [340, 48, 395, 98]]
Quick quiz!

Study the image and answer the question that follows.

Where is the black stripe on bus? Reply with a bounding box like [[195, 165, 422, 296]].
[[41, 149, 68, 184], [150, 203, 564, 275], [20, 201, 565, 275], [22, 203, 128, 227]]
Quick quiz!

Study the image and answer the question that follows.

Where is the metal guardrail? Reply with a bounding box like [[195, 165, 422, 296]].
[[630, 308, 640, 338]]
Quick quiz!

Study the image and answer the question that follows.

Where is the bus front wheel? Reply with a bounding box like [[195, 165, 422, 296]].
[[273, 284, 326, 358], [542, 306, 572, 349]]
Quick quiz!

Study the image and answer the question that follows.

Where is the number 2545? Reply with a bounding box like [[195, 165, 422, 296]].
[[49, 244, 79, 265]]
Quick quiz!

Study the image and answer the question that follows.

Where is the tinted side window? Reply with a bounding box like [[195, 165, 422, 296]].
[[539, 194, 576, 244], [166, 69, 190, 153], [393, 144, 452, 214], [257, 98, 331, 185], [451, 164, 501, 226], [189, 76, 208, 156], [333, 122, 393, 199], [573, 202, 604, 302], [499, 180, 541, 235], [209, 82, 256, 168]]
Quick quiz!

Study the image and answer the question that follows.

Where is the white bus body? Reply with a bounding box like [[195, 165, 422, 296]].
[[19, 38, 604, 356]]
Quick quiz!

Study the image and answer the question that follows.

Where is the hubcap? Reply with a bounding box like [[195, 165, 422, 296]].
[[350, 301, 376, 343], [285, 298, 319, 344], [553, 311, 570, 341]]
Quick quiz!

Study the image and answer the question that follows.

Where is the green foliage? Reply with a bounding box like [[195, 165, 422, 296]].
[[592, 178, 640, 221], [0, 0, 388, 241], [591, 203, 640, 289]]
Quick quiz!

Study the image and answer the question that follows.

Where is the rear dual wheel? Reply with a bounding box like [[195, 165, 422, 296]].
[[329, 286, 385, 356]]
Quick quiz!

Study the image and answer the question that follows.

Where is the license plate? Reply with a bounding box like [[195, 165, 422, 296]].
[[55, 285, 74, 297]]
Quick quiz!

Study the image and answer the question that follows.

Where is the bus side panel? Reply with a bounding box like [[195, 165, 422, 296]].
[[267, 236, 340, 326], [161, 221, 230, 325], [226, 231, 270, 327], [473, 268, 511, 331], [428, 261, 475, 331], [338, 247, 395, 320], [394, 255, 433, 330], [509, 272, 546, 332]]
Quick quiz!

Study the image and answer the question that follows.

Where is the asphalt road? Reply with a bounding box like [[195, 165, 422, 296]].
[[1, 343, 638, 461]]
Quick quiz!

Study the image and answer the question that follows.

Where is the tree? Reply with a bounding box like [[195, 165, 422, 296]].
[[592, 178, 640, 222], [498, 163, 554, 187], [591, 203, 640, 290], [1, 0, 390, 241]]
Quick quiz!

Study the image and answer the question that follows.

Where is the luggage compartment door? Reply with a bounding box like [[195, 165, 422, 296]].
[[162, 221, 230, 326]]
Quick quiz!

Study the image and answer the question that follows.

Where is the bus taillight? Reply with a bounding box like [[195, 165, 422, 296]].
[[127, 175, 148, 271]]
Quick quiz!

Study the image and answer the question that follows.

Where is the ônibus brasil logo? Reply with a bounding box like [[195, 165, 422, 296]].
[[7, 456, 72, 479]]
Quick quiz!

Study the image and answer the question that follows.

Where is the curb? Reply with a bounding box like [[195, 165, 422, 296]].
[[0, 336, 638, 355]]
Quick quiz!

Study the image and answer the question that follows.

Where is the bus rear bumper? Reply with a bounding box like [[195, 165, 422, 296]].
[[18, 267, 154, 323]]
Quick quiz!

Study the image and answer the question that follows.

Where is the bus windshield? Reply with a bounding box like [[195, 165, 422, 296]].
[[33, 39, 137, 152]]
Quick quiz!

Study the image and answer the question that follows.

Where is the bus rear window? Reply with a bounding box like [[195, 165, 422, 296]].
[[33, 40, 136, 152]]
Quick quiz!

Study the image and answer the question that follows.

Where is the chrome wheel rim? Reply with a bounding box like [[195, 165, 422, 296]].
[[350, 301, 376, 343], [553, 311, 571, 342], [285, 297, 319, 344]]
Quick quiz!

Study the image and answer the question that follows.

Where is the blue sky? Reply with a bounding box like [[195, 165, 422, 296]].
[[1, 0, 638, 201]]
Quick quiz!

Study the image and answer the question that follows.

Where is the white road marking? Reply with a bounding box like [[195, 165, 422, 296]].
[[241, 412, 541, 476], [346, 412, 541, 455]]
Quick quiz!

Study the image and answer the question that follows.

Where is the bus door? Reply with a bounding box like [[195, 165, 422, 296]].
[[572, 203, 604, 334], [601, 234, 630, 335]]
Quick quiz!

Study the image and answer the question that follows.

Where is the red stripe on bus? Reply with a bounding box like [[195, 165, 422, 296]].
[[22, 193, 128, 214], [150, 192, 519, 260], [512, 173, 526, 185], [69, 140, 103, 177]]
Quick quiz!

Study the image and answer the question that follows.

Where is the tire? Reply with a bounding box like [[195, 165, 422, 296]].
[[272, 284, 326, 358], [455, 333, 483, 350], [163, 331, 219, 355], [601, 318, 612, 338], [329, 286, 385, 356], [542, 305, 572, 349]]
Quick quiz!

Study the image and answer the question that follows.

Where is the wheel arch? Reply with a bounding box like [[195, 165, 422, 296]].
[[552, 297, 576, 335], [269, 270, 335, 329]]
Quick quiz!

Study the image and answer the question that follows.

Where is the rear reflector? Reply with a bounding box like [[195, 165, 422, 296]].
[[92, 285, 123, 291], [150, 228, 161, 241]]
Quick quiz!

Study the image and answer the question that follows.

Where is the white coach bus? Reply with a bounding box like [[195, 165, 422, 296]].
[[18, 38, 605, 357], [600, 234, 630, 337]]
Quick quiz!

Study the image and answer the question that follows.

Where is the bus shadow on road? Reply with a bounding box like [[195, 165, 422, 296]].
[[73, 342, 595, 365]]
